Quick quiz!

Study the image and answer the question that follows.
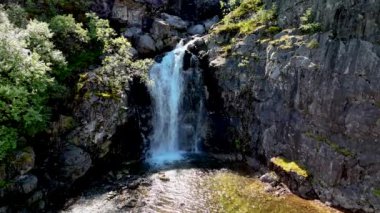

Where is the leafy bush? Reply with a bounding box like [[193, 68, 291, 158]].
[[50, 14, 90, 56], [299, 8, 321, 34], [25, 0, 92, 19], [0, 9, 66, 160], [86, 13, 116, 48], [0, 126, 18, 160], [4, 4, 28, 27], [214, 0, 276, 35], [220, 0, 241, 15]]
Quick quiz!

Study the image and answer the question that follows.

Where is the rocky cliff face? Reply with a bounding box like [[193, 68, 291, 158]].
[[2, 0, 378, 212], [202, 0, 380, 212]]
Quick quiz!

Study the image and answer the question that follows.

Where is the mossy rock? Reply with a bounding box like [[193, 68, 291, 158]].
[[10, 147, 35, 176], [271, 157, 309, 178]]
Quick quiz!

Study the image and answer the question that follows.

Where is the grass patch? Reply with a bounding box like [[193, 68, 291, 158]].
[[306, 39, 319, 49], [213, 0, 277, 36], [271, 157, 309, 177], [373, 189, 380, 198], [206, 170, 337, 212]]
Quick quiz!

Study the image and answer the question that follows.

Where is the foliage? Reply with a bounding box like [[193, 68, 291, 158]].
[[4, 4, 28, 27], [49, 14, 90, 56], [373, 189, 380, 198], [0, 126, 18, 160], [299, 8, 321, 34], [266, 26, 282, 35], [86, 13, 116, 48], [271, 157, 309, 177], [306, 39, 319, 49], [214, 0, 277, 36], [0, 9, 65, 160], [25, 20, 67, 70], [220, 0, 241, 15], [74, 14, 153, 98], [25, 0, 91, 19]]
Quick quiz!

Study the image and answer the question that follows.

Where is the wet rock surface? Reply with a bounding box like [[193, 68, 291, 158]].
[[61, 155, 340, 213]]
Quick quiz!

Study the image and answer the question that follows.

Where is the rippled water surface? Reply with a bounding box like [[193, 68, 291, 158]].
[[62, 155, 341, 213]]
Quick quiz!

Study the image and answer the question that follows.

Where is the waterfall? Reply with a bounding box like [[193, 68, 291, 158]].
[[147, 40, 205, 164]]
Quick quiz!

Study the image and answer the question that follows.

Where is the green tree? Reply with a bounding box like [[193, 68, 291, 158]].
[[0, 9, 66, 160], [49, 14, 89, 56]]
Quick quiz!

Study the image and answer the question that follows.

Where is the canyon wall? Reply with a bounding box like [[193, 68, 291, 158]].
[[203, 0, 380, 212]]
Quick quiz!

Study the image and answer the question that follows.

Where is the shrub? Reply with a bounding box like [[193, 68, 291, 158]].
[[0, 126, 18, 160], [0, 10, 66, 160], [220, 0, 241, 15], [49, 14, 90, 56], [25, 0, 92, 19], [4, 4, 28, 27], [214, 0, 276, 36], [86, 13, 116, 48], [299, 8, 321, 34], [306, 39, 319, 49]]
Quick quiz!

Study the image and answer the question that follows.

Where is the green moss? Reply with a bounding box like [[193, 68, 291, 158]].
[[61, 116, 76, 130], [266, 26, 282, 35], [221, 44, 234, 54], [305, 132, 354, 157], [206, 171, 336, 212], [271, 157, 309, 177], [373, 189, 380, 198], [95, 92, 120, 100], [269, 34, 301, 50], [306, 39, 319, 49], [213, 0, 277, 36]]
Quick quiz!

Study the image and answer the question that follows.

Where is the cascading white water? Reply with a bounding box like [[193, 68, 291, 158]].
[[147, 40, 205, 164]]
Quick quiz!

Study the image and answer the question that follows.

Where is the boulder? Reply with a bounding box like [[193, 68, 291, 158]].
[[260, 172, 280, 184], [57, 145, 92, 181], [90, 0, 114, 18], [123, 27, 142, 39], [14, 174, 38, 194], [161, 13, 188, 30], [136, 34, 156, 54], [111, 0, 146, 25], [187, 24, 205, 35], [150, 18, 172, 40], [10, 147, 35, 176], [203, 16, 219, 30]]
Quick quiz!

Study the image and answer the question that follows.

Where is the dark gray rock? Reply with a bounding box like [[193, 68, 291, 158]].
[[123, 27, 142, 39], [90, 0, 114, 18], [203, 16, 219, 30], [14, 174, 38, 194], [188, 24, 205, 35], [260, 172, 280, 184], [136, 34, 156, 55], [205, 25, 380, 211], [57, 145, 92, 181], [263, 0, 380, 43], [161, 13, 189, 30]]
